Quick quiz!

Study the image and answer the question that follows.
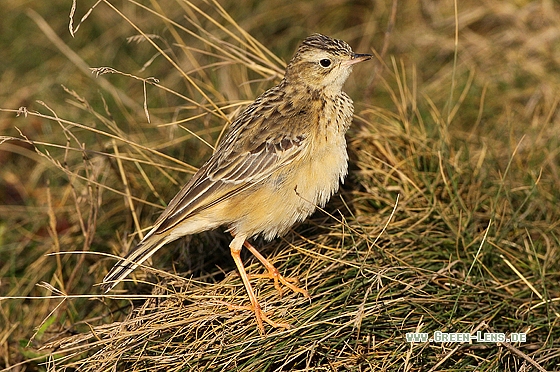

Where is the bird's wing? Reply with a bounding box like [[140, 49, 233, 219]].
[[150, 88, 310, 235]]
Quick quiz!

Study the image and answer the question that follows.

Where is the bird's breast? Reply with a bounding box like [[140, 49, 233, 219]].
[[287, 91, 353, 208]]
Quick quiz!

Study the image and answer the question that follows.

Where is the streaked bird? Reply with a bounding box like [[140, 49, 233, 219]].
[[101, 33, 371, 333]]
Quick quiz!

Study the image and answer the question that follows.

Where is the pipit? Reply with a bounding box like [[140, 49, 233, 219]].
[[101, 33, 371, 333]]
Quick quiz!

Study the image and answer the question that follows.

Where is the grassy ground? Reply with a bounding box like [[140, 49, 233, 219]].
[[1, 0, 559, 370]]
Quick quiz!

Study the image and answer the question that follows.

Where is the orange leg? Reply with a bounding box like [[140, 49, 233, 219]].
[[242, 240, 310, 299], [229, 235, 291, 334]]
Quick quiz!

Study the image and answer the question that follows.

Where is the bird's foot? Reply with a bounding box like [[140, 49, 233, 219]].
[[247, 269, 310, 299], [242, 240, 310, 299], [215, 300, 292, 333]]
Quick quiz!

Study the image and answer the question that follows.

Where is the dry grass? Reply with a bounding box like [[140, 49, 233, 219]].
[[1, 0, 559, 371]]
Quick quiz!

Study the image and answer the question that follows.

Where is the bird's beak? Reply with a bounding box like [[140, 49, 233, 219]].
[[343, 53, 373, 66]]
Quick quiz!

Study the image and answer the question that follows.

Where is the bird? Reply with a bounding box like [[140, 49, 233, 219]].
[[101, 33, 372, 333]]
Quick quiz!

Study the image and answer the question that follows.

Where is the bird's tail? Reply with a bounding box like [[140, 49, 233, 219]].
[[100, 233, 170, 293]]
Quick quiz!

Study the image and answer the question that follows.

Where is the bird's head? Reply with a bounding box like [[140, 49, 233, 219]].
[[283, 34, 372, 94]]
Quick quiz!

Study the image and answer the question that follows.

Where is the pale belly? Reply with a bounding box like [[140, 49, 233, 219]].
[[225, 134, 348, 240]]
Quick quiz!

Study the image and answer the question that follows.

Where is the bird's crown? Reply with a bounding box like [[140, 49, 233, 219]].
[[298, 33, 353, 57]]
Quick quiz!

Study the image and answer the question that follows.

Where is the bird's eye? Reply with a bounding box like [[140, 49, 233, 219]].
[[319, 59, 332, 68]]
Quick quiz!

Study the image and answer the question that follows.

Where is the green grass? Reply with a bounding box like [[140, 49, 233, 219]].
[[1, 0, 559, 371]]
